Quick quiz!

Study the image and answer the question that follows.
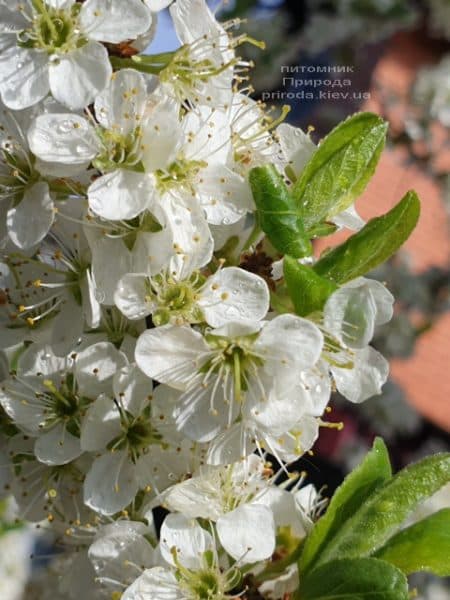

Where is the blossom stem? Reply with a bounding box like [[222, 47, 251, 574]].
[[110, 56, 168, 75]]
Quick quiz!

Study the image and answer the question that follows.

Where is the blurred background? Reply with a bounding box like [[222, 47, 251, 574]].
[[1, 1, 449, 598]]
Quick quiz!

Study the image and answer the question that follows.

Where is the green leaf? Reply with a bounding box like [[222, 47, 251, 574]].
[[374, 509, 450, 576], [298, 558, 409, 600], [316, 452, 450, 566], [249, 165, 312, 258], [300, 438, 391, 573], [293, 112, 388, 228], [284, 256, 337, 316], [313, 190, 420, 284], [306, 222, 338, 239]]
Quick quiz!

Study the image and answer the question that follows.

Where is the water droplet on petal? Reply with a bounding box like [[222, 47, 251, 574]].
[[57, 120, 75, 134]]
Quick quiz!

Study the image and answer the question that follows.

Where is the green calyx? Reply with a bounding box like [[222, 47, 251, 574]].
[[19, 2, 84, 55]]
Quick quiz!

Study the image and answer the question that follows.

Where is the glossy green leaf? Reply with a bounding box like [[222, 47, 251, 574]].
[[293, 112, 388, 228], [249, 165, 312, 258], [298, 558, 409, 600], [316, 452, 450, 566], [284, 256, 337, 316], [306, 222, 338, 239], [313, 190, 420, 283], [300, 438, 391, 573], [374, 509, 450, 576]]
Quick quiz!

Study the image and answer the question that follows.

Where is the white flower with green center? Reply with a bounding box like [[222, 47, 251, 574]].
[[87, 197, 214, 307], [0, 341, 127, 465], [159, 0, 259, 109], [162, 455, 277, 562], [135, 315, 324, 462], [6, 433, 93, 525], [0, 0, 152, 110], [0, 102, 56, 249], [81, 364, 180, 515], [88, 521, 156, 593], [3, 206, 101, 355], [115, 266, 270, 328], [122, 513, 251, 600], [321, 278, 393, 403]]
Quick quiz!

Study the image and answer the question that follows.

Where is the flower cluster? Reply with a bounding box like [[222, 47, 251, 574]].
[[0, 1, 395, 598]]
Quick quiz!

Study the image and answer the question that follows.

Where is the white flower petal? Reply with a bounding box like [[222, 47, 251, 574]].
[[196, 165, 254, 225], [80, 394, 121, 452], [164, 475, 222, 520], [49, 41, 111, 110], [160, 513, 213, 569], [34, 424, 82, 465], [89, 523, 155, 589], [80, 0, 152, 43], [0, 5, 28, 32], [115, 273, 153, 321], [324, 284, 376, 349], [0, 376, 47, 432], [113, 364, 153, 416], [135, 326, 210, 389], [171, 197, 214, 271], [332, 204, 365, 231], [91, 236, 133, 305], [256, 314, 323, 377], [88, 170, 152, 220], [0, 46, 49, 110], [51, 295, 84, 356], [84, 451, 139, 515], [325, 279, 394, 348], [199, 267, 270, 327], [95, 69, 147, 134], [174, 378, 233, 442], [81, 269, 102, 329], [28, 113, 98, 167], [46, 0, 76, 8], [277, 122, 316, 177], [263, 414, 320, 463], [7, 182, 54, 249], [145, 0, 172, 10], [331, 346, 389, 404], [122, 567, 182, 600], [217, 504, 275, 563], [182, 108, 231, 164], [170, 0, 226, 46], [206, 423, 254, 466], [140, 99, 183, 172], [75, 342, 127, 397]]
